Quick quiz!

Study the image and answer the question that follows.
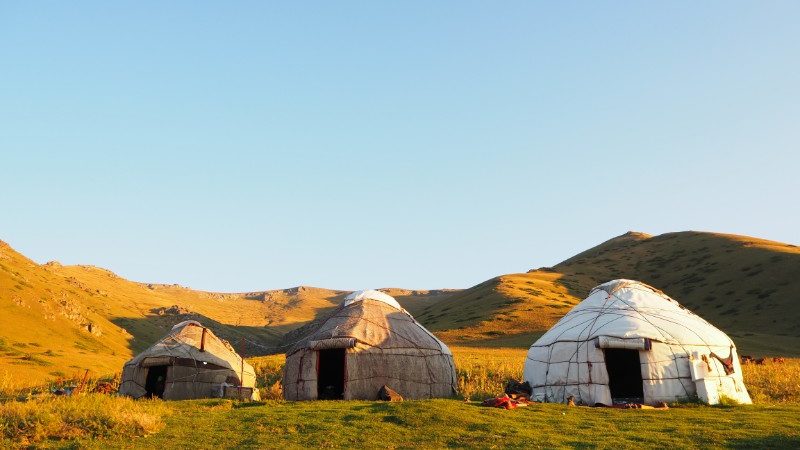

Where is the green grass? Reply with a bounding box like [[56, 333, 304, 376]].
[[22, 399, 800, 449], [3, 349, 800, 448]]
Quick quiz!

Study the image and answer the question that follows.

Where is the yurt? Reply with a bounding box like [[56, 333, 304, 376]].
[[282, 290, 457, 400], [523, 280, 751, 406], [119, 320, 259, 400]]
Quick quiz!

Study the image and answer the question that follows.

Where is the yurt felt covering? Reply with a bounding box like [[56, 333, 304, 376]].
[[523, 280, 752, 406], [283, 291, 457, 400], [119, 320, 258, 400]]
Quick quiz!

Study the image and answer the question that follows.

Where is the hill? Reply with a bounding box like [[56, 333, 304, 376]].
[[2, 230, 799, 388], [0, 240, 445, 386], [415, 231, 800, 355]]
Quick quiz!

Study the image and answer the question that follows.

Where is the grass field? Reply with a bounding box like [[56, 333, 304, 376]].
[[4, 347, 796, 448], [3, 396, 799, 449]]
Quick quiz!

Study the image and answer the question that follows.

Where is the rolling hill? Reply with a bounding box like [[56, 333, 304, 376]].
[[416, 231, 800, 355], [0, 240, 448, 386], [2, 230, 798, 388]]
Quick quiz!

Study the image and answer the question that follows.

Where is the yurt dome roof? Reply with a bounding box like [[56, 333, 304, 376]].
[[343, 289, 402, 309], [171, 319, 202, 331], [283, 289, 450, 356], [534, 279, 733, 347]]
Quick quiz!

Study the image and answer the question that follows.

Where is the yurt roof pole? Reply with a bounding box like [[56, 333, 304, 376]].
[[200, 327, 207, 352]]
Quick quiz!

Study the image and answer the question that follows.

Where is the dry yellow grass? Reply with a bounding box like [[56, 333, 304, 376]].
[[742, 359, 800, 403], [0, 394, 169, 446], [249, 354, 285, 400], [451, 346, 527, 400], [247, 349, 800, 404]]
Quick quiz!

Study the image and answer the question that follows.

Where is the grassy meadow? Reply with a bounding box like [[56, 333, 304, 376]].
[[3, 347, 799, 448], [5, 397, 796, 449]]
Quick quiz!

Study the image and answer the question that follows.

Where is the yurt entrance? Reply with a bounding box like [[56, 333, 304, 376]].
[[317, 349, 345, 399], [145, 365, 168, 398], [604, 349, 644, 403]]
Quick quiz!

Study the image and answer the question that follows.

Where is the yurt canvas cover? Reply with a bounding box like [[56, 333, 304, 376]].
[[523, 280, 751, 405], [282, 290, 457, 400], [119, 320, 258, 400]]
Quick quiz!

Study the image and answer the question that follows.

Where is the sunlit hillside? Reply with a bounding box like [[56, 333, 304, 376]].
[[2, 230, 798, 388], [0, 240, 447, 386], [415, 271, 579, 347], [416, 231, 800, 355]]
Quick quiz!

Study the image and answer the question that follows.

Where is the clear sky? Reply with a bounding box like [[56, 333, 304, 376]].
[[1, 2, 798, 292]]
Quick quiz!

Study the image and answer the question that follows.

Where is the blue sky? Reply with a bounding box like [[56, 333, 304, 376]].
[[1, 2, 798, 292]]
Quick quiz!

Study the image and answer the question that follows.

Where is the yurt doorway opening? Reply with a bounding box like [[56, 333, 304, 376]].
[[145, 365, 168, 398], [317, 349, 345, 400], [604, 349, 644, 402]]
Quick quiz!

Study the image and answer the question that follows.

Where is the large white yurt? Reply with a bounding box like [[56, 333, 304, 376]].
[[282, 289, 457, 400], [523, 279, 751, 406]]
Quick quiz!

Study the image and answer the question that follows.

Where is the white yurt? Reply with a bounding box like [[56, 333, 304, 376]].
[[523, 279, 752, 405], [282, 289, 457, 400]]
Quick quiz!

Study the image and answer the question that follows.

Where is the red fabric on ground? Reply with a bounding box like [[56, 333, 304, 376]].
[[481, 395, 530, 409]]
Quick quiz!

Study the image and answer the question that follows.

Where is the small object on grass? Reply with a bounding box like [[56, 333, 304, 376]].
[[378, 385, 403, 402], [94, 382, 116, 395], [567, 395, 575, 406], [73, 369, 90, 395], [504, 379, 532, 400], [607, 402, 670, 410]]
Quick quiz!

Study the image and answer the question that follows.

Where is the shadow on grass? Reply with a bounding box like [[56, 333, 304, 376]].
[[726, 435, 800, 449], [232, 401, 267, 409]]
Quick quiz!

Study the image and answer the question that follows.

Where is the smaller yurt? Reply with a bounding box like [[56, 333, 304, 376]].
[[119, 320, 259, 400], [282, 289, 457, 400], [524, 280, 751, 406]]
